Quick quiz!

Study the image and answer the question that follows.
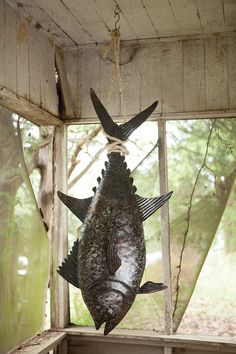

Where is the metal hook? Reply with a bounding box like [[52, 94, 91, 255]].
[[114, 5, 120, 30]]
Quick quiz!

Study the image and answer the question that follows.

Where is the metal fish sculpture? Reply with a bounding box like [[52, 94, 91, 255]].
[[57, 89, 173, 335]]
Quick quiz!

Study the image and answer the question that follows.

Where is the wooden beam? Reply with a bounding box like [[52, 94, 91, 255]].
[[0, 86, 62, 125], [158, 120, 173, 337], [55, 47, 75, 118], [9, 331, 66, 354], [51, 125, 69, 328], [63, 326, 236, 352], [62, 110, 236, 125]]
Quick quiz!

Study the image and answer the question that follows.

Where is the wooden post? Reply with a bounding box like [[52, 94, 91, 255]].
[[158, 120, 173, 343], [51, 125, 69, 328]]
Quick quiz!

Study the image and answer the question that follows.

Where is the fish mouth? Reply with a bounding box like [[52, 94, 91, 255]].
[[104, 321, 116, 336]]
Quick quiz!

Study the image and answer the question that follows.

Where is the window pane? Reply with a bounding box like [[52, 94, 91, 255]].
[[0, 109, 49, 353], [167, 118, 236, 334]]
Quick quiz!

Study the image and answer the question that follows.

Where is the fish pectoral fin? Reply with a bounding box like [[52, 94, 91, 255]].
[[136, 192, 173, 221], [57, 240, 80, 288], [106, 236, 121, 275], [138, 281, 167, 294], [57, 191, 92, 222]]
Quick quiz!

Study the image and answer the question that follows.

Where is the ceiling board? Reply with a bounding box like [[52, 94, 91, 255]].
[[8, 0, 236, 47]]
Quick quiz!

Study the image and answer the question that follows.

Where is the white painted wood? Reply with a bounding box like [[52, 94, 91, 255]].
[[89, 0, 136, 40], [9, 332, 66, 354], [56, 47, 75, 117], [116, 0, 157, 39], [0, 0, 4, 86], [33, 0, 92, 45], [205, 37, 228, 110], [161, 41, 184, 113], [228, 37, 236, 109], [63, 48, 81, 117], [62, 0, 109, 43], [100, 55, 120, 117], [4, 1, 17, 92], [64, 326, 236, 352], [28, 24, 42, 107], [158, 120, 173, 336], [16, 11, 29, 99], [80, 47, 100, 117], [139, 43, 162, 113], [183, 39, 205, 111], [196, 0, 225, 33], [224, 0, 236, 32], [120, 45, 140, 116], [142, 0, 178, 37], [0, 87, 62, 125], [40, 35, 58, 116], [169, 0, 202, 35], [10, 0, 74, 47], [51, 125, 69, 328]]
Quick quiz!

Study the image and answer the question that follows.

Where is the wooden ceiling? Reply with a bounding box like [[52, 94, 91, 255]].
[[10, 0, 236, 47]]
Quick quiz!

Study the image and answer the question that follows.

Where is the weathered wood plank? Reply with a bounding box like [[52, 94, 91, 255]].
[[80, 47, 100, 117], [196, 0, 225, 33], [62, 0, 108, 43], [63, 48, 81, 117], [116, 0, 157, 39], [0, 87, 62, 125], [39, 35, 58, 116], [9, 331, 66, 354], [183, 39, 205, 111], [55, 47, 75, 118], [142, 0, 178, 37], [89, 0, 135, 40], [28, 24, 42, 107], [140, 43, 162, 113], [228, 36, 236, 109], [10, 0, 75, 47], [120, 45, 141, 116], [205, 37, 228, 110], [4, 1, 17, 92], [0, 0, 4, 86], [51, 125, 69, 328], [16, 11, 29, 99], [224, 0, 236, 32], [158, 120, 173, 336], [161, 41, 184, 113], [33, 0, 92, 45], [100, 55, 120, 117], [169, 0, 202, 35]]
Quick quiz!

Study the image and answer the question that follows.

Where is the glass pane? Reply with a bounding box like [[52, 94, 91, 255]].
[[167, 118, 236, 333], [0, 109, 49, 353], [68, 122, 165, 331]]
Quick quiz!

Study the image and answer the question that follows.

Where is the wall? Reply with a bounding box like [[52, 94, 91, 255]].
[[0, 0, 60, 125], [63, 36, 236, 123]]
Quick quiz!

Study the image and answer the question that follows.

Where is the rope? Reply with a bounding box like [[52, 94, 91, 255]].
[[101, 29, 128, 123], [104, 132, 129, 156]]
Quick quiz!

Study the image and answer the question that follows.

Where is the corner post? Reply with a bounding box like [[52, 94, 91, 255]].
[[51, 124, 69, 328], [158, 120, 173, 342]]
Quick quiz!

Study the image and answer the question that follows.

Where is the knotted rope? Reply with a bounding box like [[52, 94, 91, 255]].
[[104, 132, 129, 156]]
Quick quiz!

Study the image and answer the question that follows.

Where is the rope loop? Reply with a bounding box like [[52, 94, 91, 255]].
[[104, 132, 129, 156]]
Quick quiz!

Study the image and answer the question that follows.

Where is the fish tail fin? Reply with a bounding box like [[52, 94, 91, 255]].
[[90, 88, 158, 141]]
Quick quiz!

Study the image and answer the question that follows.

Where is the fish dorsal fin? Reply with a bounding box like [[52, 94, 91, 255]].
[[106, 235, 121, 275], [120, 101, 158, 140], [136, 192, 173, 221], [138, 281, 167, 294], [57, 191, 92, 222], [57, 240, 80, 288]]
